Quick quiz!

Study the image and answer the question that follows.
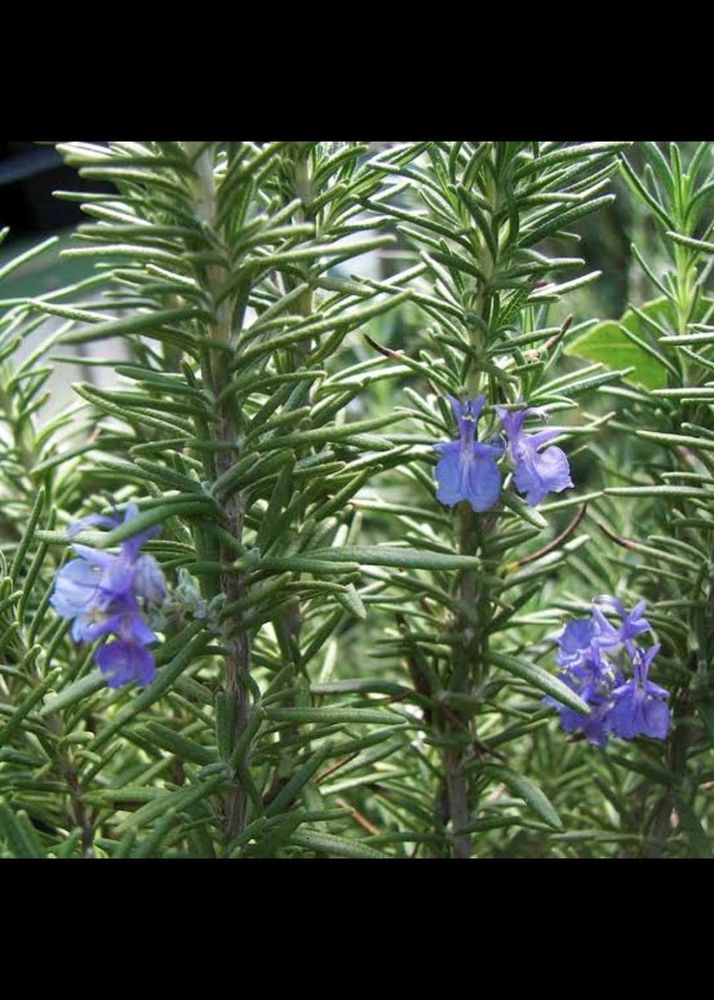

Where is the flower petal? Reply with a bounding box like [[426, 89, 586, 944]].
[[447, 396, 464, 422], [526, 427, 563, 449], [435, 443, 463, 507], [72, 611, 115, 643], [642, 698, 670, 739], [95, 640, 157, 688], [50, 559, 106, 619], [474, 437, 504, 459], [71, 544, 116, 570], [464, 450, 501, 512], [514, 443, 572, 507], [67, 513, 121, 538], [135, 554, 167, 604], [121, 504, 162, 561], [495, 406, 527, 440]]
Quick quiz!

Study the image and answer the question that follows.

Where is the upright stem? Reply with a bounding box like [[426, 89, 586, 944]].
[[439, 174, 499, 857], [646, 215, 700, 855], [187, 142, 251, 839]]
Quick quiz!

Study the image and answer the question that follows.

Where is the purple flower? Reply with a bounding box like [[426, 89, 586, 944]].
[[549, 676, 613, 748], [556, 618, 595, 668], [67, 513, 124, 537], [544, 598, 669, 746], [50, 558, 112, 641], [495, 405, 572, 507], [608, 645, 670, 740], [65, 504, 166, 605], [545, 644, 623, 747], [95, 640, 157, 688], [434, 395, 504, 513], [78, 598, 157, 646], [593, 596, 651, 656], [51, 504, 166, 687]]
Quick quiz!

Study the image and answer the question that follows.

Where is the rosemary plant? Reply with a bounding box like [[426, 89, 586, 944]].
[[0, 140, 709, 859], [344, 141, 629, 856], [574, 142, 714, 856]]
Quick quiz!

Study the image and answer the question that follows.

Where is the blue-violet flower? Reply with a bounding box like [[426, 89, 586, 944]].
[[434, 395, 504, 513], [608, 644, 670, 740], [495, 405, 572, 507], [51, 504, 167, 688], [543, 597, 670, 746]]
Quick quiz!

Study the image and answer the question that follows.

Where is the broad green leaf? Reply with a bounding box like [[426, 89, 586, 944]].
[[566, 297, 670, 390]]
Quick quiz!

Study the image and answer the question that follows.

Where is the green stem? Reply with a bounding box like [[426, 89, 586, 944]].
[[187, 142, 252, 841]]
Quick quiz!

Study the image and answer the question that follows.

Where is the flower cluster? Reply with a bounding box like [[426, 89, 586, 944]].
[[543, 597, 671, 746], [434, 395, 572, 512], [50, 504, 167, 688]]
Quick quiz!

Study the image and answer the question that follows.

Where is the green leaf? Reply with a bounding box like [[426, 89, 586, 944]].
[[0, 667, 62, 742], [478, 764, 563, 831], [266, 707, 404, 726], [305, 545, 499, 574], [605, 486, 711, 500], [566, 297, 670, 390], [607, 752, 677, 786], [311, 679, 411, 697], [265, 743, 335, 818], [0, 236, 59, 281], [90, 629, 210, 752], [334, 583, 367, 620], [0, 801, 44, 857], [487, 649, 590, 715], [116, 774, 224, 834], [49, 829, 84, 858], [248, 813, 305, 858], [52, 305, 203, 345], [9, 488, 45, 583], [288, 829, 390, 859], [453, 816, 528, 834], [696, 699, 714, 748], [674, 795, 712, 858], [134, 812, 178, 858], [40, 671, 105, 716], [139, 722, 216, 766], [85, 501, 215, 550]]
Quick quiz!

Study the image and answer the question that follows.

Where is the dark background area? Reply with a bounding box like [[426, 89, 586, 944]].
[[0, 141, 113, 241]]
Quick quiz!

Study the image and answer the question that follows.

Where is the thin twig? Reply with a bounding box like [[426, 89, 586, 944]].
[[508, 503, 587, 570]]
